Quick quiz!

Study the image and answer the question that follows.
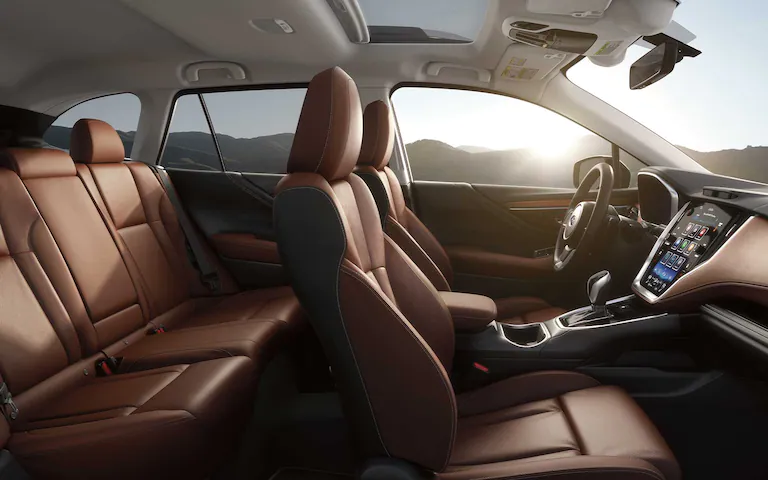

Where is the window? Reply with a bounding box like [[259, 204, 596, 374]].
[[160, 88, 307, 174], [392, 87, 640, 188], [566, 1, 768, 184], [43, 93, 140, 157], [161, 95, 221, 171]]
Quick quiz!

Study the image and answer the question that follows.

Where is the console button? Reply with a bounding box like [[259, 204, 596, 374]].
[[696, 226, 709, 239], [684, 241, 697, 256], [661, 251, 672, 265], [690, 224, 701, 238], [672, 236, 682, 249], [679, 239, 690, 252], [673, 256, 686, 271], [668, 253, 680, 268]]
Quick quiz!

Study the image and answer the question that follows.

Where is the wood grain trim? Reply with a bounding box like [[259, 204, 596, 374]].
[[210, 233, 281, 264], [507, 199, 571, 209]]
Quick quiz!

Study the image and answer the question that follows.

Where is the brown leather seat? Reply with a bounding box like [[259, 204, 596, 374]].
[[354, 100, 566, 325], [274, 66, 680, 480], [0, 167, 257, 479], [0, 146, 300, 373]]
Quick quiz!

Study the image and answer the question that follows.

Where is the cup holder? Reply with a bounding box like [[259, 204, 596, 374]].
[[499, 322, 548, 347]]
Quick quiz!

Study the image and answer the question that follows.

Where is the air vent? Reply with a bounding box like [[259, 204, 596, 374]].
[[703, 188, 739, 200]]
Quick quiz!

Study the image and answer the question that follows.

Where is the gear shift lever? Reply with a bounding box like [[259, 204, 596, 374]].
[[587, 270, 611, 317], [561, 270, 613, 327]]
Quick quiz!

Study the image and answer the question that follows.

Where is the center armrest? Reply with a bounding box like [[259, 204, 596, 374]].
[[439, 291, 497, 333]]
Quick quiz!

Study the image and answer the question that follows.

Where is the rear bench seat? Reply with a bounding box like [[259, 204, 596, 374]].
[[0, 122, 305, 478]]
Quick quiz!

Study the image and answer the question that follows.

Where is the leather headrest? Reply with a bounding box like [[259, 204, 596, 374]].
[[357, 100, 394, 170], [0, 148, 76, 179], [287, 67, 362, 181], [70, 118, 126, 164]]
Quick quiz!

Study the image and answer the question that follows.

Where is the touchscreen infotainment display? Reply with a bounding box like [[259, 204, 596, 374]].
[[640, 203, 734, 296]]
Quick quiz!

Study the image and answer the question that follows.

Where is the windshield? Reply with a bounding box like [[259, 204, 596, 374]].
[[568, 0, 768, 184]]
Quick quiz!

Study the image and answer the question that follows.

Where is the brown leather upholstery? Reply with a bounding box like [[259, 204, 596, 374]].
[[70, 117, 126, 164], [439, 291, 497, 332], [0, 118, 307, 477], [446, 372, 679, 480], [495, 296, 567, 325], [0, 165, 261, 478], [354, 101, 563, 325], [287, 67, 362, 181], [275, 67, 679, 479], [358, 99, 394, 170]]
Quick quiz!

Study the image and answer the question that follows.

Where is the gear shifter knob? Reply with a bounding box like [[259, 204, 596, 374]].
[[587, 270, 611, 309]]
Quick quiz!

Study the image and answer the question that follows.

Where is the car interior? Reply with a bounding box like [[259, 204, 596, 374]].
[[1, 1, 768, 479]]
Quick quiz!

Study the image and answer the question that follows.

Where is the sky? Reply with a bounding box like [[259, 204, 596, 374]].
[[53, 0, 768, 154]]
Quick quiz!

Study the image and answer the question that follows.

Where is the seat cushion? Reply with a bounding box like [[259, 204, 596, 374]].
[[116, 320, 283, 373], [495, 296, 566, 324], [447, 371, 680, 480], [182, 287, 305, 330], [10, 357, 256, 480]]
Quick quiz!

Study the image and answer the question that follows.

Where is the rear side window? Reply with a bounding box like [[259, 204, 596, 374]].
[[160, 88, 307, 174], [43, 93, 141, 157]]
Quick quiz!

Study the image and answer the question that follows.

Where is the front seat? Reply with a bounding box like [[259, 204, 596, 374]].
[[354, 100, 566, 325], [274, 66, 680, 480]]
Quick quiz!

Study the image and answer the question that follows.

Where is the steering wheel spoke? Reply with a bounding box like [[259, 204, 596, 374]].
[[554, 162, 614, 272]]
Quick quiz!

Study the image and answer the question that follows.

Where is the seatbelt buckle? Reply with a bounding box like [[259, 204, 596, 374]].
[[96, 356, 121, 376], [201, 272, 221, 292], [0, 382, 19, 421], [148, 324, 166, 335]]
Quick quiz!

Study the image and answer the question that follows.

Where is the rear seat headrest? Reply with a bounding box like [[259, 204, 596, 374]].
[[357, 100, 394, 171], [0, 148, 76, 179], [287, 67, 362, 181], [70, 118, 125, 164]]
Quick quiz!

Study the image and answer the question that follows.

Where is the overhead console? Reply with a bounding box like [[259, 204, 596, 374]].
[[501, 0, 682, 68]]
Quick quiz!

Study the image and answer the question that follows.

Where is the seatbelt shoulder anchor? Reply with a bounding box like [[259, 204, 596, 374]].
[[0, 382, 19, 421]]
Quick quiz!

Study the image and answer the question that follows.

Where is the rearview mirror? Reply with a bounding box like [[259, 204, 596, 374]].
[[629, 41, 678, 90], [573, 156, 630, 189]]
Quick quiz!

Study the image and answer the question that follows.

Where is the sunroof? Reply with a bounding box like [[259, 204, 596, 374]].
[[358, 0, 488, 44]]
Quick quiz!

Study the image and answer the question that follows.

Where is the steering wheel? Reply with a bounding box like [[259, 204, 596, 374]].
[[554, 162, 614, 271]]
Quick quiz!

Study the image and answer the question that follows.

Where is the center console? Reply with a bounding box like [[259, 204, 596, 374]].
[[633, 201, 742, 304]]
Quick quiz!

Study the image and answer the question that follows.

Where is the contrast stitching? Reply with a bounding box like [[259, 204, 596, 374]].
[[340, 263, 456, 471], [275, 186, 388, 456]]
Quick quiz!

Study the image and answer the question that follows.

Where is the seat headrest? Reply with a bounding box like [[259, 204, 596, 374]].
[[70, 118, 126, 164], [357, 100, 394, 171], [287, 67, 362, 181], [0, 148, 76, 179]]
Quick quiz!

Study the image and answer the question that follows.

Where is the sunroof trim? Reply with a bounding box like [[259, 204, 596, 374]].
[[358, 0, 488, 44]]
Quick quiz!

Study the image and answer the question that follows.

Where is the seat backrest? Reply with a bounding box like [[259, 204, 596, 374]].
[[355, 101, 454, 290], [274, 67, 457, 472], [69, 119, 237, 324], [0, 148, 145, 353], [0, 165, 89, 440]]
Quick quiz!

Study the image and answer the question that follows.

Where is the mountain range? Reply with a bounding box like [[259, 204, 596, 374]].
[[42, 125, 768, 185]]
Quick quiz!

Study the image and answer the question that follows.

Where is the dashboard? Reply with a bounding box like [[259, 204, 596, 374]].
[[638, 202, 736, 297], [632, 167, 768, 307]]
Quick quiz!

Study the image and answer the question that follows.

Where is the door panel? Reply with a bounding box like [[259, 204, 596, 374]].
[[412, 180, 641, 309], [168, 168, 288, 289]]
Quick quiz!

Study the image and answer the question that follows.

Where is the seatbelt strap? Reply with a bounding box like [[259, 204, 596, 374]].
[[0, 375, 18, 422], [151, 166, 221, 292]]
